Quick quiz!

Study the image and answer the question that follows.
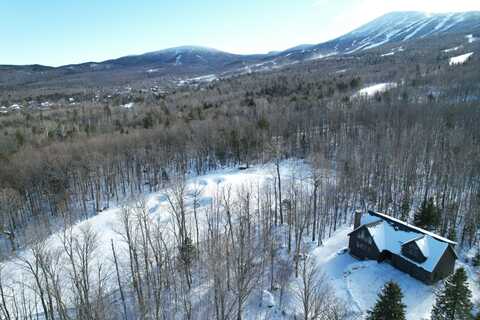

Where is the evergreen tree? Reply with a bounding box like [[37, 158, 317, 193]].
[[178, 236, 196, 270], [367, 281, 406, 320], [400, 193, 411, 221], [431, 268, 473, 320], [413, 197, 440, 230], [447, 225, 457, 242]]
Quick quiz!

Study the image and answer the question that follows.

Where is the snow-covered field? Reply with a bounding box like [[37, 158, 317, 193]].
[[449, 52, 474, 65], [354, 82, 397, 97]]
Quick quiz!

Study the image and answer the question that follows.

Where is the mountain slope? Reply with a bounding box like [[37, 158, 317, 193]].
[[64, 46, 265, 73], [1, 11, 479, 90], [279, 11, 480, 60]]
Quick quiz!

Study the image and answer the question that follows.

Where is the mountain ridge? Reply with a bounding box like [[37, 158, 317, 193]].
[[1, 10, 479, 89], [4, 10, 479, 69]]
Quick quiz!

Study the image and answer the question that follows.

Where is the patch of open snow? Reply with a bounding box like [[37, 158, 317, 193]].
[[122, 102, 134, 109], [345, 42, 372, 54], [381, 52, 395, 57], [175, 54, 183, 65], [466, 34, 476, 43], [9, 104, 23, 110], [364, 38, 390, 50], [443, 46, 462, 53], [449, 52, 474, 65], [261, 290, 275, 308], [308, 51, 337, 60], [178, 74, 218, 86], [354, 82, 397, 97]]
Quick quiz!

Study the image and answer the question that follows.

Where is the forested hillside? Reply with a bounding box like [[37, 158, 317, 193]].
[[0, 27, 479, 319]]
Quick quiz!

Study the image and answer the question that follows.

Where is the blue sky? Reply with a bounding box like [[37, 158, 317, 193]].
[[1, 0, 479, 66]]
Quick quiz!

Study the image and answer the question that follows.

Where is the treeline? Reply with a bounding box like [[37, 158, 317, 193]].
[[0, 93, 479, 254], [0, 47, 479, 255]]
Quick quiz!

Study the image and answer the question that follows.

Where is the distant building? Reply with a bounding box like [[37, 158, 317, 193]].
[[348, 210, 457, 284]]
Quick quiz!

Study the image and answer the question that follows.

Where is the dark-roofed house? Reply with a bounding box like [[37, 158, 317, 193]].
[[348, 210, 457, 284]]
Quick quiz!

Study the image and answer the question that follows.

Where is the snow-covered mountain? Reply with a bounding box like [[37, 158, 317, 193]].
[[100, 45, 263, 69], [57, 45, 263, 75], [1, 11, 479, 88], [86, 10, 480, 73], [280, 11, 480, 59]]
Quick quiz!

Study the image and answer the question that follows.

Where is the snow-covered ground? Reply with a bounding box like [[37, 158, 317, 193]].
[[443, 46, 462, 53], [380, 51, 395, 57], [466, 34, 477, 44], [121, 102, 134, 109], [177, 74, 218, 86], [1, 160, 479, 319], [0, 160, 312, 315], [449, 52, 474, 65], [354, 82, 397, 97]]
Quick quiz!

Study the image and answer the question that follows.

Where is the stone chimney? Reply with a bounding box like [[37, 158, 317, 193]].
[[353, 210, 363, 229]]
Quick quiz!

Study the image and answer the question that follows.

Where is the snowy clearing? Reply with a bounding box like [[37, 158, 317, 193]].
[[0, 160, 313, 315], [443, 46, 462, 53], [177, 74, 218, 86], [466, 34, 477, 43], [449, 52, 474, 65], [121, 102, 134, 109], [380, 52, 395, 57], [354, 82, 397, 97]]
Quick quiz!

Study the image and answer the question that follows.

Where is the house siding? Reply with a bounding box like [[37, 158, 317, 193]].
[[390, 255, 434, 284], [432, 246, 456, 282], [348, 227, 379, 260]]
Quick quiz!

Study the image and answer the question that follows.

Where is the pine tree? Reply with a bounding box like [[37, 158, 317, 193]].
[[413, 197, 440, 230], [366, 281, 406, 320], [400, 193, 410, 221], [431, 268, 473, 320], [178, 236, 196, 269], [447, 225, 457, 242]]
